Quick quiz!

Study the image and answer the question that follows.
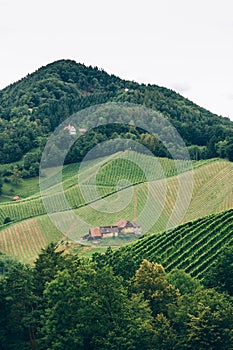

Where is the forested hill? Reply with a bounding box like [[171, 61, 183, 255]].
[[0, 59, 233, 169]]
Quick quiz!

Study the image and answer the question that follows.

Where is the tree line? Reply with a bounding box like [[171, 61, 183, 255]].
[[0, 243, 232, 349], [0, 59, 232, 174]]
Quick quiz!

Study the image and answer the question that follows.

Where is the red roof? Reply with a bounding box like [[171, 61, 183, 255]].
[[89, 227, 102, 238], [115, 220, 129, 228]]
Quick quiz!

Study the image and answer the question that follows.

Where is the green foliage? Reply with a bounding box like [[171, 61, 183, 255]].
[[1, 250, 233, 350], [134, 260, 180, 317], [39, 262, 154, 350], [167, 269, 201, 294], [33, 242, 64, 296], [203, 245, 233, 295], [172, 288, 233, 350], [0, 260, 36, 350], [152, 313, 179, 350], [3, 217, 11, 224], [10, 166, 23, 185], [0, 59, 232, 168]]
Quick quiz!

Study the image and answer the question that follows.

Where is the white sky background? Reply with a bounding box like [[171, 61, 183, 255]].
[[0, 0, 233, 120]]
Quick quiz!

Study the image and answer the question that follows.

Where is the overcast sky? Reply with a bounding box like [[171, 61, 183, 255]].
[[0, 0, 233, 120]]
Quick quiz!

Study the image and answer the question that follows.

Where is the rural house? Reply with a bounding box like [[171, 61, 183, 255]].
[[115, 220, 142, 234], [86, 220, 141, 240]]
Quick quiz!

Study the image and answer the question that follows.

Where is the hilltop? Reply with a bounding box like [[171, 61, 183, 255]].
[[0, 59, 232, 173]]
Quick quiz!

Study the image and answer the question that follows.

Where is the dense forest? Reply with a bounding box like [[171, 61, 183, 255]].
[[0, 59, 233, 179], [0, 243, 232, 350]]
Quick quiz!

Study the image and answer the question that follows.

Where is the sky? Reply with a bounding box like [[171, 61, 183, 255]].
[[0, 0, 233, 120]]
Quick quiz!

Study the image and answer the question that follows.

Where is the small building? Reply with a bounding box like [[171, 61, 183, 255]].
[[115, 220, 141, 234], [12, 196, 20, 201], [69, 126, 76, 135], [130, 221, 142, 234], [88, 227, 102, 240], [100, 225, 119, 238], [86, 220, 142, 240], [64, 124, 77, 135]]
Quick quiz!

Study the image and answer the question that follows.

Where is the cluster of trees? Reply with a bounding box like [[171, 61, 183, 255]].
[[0, 243, 232, 349], [114, 88, 233, 160], [0, 114, 46, 164], [0, 59, 232, 172]]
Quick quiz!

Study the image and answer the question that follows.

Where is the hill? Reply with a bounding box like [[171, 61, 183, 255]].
[[0, 153, 232, 263], [0, 60, 232, 350], [0, 59, 232, 173]]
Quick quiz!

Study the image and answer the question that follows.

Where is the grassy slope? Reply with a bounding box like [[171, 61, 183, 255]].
[[0, 153, 232, 262]]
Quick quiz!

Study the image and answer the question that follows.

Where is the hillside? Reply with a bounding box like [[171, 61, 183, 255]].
[[0, 153, 232, 263], [105, 208, 233, 280], [0, 60, 232, 269], [0, 59, 233, 172]]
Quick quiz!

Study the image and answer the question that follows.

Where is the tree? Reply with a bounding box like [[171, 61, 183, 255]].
[[152, 313, 178, 350], [204, 245, 233, 296], [0, 260, 36, 350], [171, 287, 233, 350], [167, 269, 201, 295], [186, 289, 233, 350], [10, 166, 23, 185], [40, 262, 155, 350], [134, 260, 180, 317], [33, 243, 64, 297], [225, 140, 233, 161], [3, 217, 11, 224]]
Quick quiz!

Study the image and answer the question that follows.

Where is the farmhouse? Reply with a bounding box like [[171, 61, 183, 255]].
[[100, 225, 119, 238], [86, 220, 141, 240], [88, 227, 102, 240], [115, 220, 142, 234]]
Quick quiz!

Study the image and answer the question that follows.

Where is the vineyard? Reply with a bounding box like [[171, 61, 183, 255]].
[[73, 157, 233, 235], [0, 152, 227, 227], [115, 209, 233, 279], [0, 215, 63, 263], [0, 152, 232, 262]]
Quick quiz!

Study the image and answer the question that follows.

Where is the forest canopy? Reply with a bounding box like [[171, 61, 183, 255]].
[[0, 244, 232, 350], [0, 59, 232, 178]]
